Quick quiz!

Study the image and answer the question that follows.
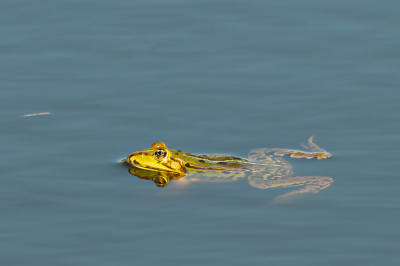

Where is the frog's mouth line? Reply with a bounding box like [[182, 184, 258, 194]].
[[132, 164, 167, 172], [128, 157, 163, 172]]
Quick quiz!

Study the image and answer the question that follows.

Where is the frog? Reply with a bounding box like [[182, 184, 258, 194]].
[[122, 136, 333, 203]]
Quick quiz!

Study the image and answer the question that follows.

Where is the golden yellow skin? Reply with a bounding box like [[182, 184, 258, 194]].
[[123, 137, 333, 203]]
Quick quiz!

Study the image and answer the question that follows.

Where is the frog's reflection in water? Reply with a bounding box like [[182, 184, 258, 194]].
[[128, 167, 333, 203], [129, 168, 184, 187]]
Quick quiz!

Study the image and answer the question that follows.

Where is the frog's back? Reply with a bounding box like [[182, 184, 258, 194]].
[[169, 148, 292, 182], [170, 149, 250, 168]]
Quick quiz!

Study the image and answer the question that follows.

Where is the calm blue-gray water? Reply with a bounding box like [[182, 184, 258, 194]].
[[1, 0, 400, 265]]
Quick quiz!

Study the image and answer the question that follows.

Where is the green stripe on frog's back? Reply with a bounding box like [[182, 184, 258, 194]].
[[170, 149, 250, 168], [170, 149, 285, 169]]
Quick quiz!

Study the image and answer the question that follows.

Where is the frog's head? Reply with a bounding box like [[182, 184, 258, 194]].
[[125, 142, 187, 174]]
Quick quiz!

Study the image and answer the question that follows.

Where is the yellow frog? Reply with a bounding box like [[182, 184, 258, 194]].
[[122, 137, 333, 202]]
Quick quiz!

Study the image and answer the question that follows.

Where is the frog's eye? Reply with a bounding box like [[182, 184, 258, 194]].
[[154, 148, 167, 161]]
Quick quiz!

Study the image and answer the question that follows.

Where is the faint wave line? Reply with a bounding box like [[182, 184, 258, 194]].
[[18, 112, 50, 117]]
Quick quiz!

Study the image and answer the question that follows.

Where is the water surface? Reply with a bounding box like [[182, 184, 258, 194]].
[[1, 0, 400, 265]]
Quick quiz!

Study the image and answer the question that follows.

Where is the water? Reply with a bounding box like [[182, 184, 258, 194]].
[[1, 0, 400, 265]]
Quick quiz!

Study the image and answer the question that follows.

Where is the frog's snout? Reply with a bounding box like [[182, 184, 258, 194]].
[[126, 152, 141, 167]]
